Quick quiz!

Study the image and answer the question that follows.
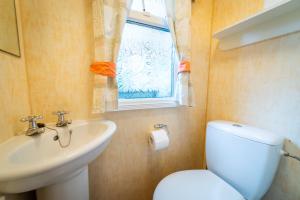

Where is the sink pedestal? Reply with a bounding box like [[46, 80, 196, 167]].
[[36, 166, 89, 200]]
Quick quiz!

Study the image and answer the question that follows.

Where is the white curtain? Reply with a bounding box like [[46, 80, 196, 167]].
[[165, 0, 195, 107], [91, 0, 132, 113]]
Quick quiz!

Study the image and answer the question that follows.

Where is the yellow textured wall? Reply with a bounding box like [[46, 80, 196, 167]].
[[208, 0, 300, 199], [18, 0, 213, 200], [19, 0, 95, 122], [0, 0, 30, 143]]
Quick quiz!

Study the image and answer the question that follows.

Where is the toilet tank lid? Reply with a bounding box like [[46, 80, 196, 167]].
[[207, 121, 284, 146]]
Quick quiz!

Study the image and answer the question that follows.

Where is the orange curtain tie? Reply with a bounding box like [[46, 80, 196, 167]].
[[178, 60, 191, 73], [90, 62, 116, 78]]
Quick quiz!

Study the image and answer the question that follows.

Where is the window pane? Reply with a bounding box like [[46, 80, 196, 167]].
[[131, 0, 167, 18], [131, 0, 144, 12], [117, 22, 175, 99]]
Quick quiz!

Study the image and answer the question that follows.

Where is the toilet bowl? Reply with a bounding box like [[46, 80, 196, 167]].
[[154, 121, 283, 200], [153, 170, 244, 200]]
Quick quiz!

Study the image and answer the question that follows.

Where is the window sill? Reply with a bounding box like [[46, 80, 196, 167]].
[[116, 98, 178, 111]]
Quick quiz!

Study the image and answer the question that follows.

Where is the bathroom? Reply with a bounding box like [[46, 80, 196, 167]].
[[0, 0, 299, 199]]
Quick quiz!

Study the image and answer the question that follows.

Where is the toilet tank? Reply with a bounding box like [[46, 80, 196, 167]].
[[206, 121, 283, 200]]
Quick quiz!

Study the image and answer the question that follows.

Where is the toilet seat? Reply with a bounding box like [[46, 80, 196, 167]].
[[153, 170, 244, 200]]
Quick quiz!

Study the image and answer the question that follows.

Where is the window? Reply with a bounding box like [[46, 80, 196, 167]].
[[117, 0, 178, 110]]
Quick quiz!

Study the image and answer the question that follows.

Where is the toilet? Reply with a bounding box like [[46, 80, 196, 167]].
[[153, 121, 283, 200]]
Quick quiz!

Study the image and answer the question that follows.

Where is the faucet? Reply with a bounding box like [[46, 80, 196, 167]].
[[20, 115, 45, 136], [52, 111, 72, 127]]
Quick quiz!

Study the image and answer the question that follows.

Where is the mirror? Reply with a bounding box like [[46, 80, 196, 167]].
[[0, 0, 20, 57]]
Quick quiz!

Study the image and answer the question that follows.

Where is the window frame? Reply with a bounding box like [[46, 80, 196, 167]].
[[117, 10, 178, 111]]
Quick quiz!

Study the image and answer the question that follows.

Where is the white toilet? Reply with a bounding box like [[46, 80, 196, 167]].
[[153, 121, 283, 200]]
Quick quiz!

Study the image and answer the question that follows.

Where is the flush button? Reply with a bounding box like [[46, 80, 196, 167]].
[[233, 124, 242, 127]]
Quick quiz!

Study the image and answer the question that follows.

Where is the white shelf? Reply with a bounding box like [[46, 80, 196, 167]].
[[213, 0, 300, 50]]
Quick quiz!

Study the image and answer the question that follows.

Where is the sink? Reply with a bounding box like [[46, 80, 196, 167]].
[[0, 120, 116, 200]]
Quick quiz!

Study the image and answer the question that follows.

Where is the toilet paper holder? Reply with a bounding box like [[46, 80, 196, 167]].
[[154, 124, 169, 134], [150, 124, 170, 151]]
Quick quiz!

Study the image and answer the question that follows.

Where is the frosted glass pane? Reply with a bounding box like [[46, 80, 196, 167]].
[[131, 0, 167, 18], [117, 22, 175, 99], [144, 0, 166, 18], [131, 0, 143, 12]]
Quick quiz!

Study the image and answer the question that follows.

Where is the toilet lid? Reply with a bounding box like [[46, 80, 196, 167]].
[[153, 170, 244, 200]]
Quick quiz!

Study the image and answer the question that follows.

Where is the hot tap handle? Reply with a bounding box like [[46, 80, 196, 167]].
[[20, 115, 43, 122]]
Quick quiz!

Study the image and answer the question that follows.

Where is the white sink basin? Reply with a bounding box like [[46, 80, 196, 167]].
[[0, 120, 116, 199]]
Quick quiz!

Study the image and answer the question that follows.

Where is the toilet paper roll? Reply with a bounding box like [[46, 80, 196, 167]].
[[149, 129, 170, 151]]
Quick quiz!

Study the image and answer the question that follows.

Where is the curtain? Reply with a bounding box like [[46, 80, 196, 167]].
[[91, 0, 132, 113], [165, 0, 195, 107]]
